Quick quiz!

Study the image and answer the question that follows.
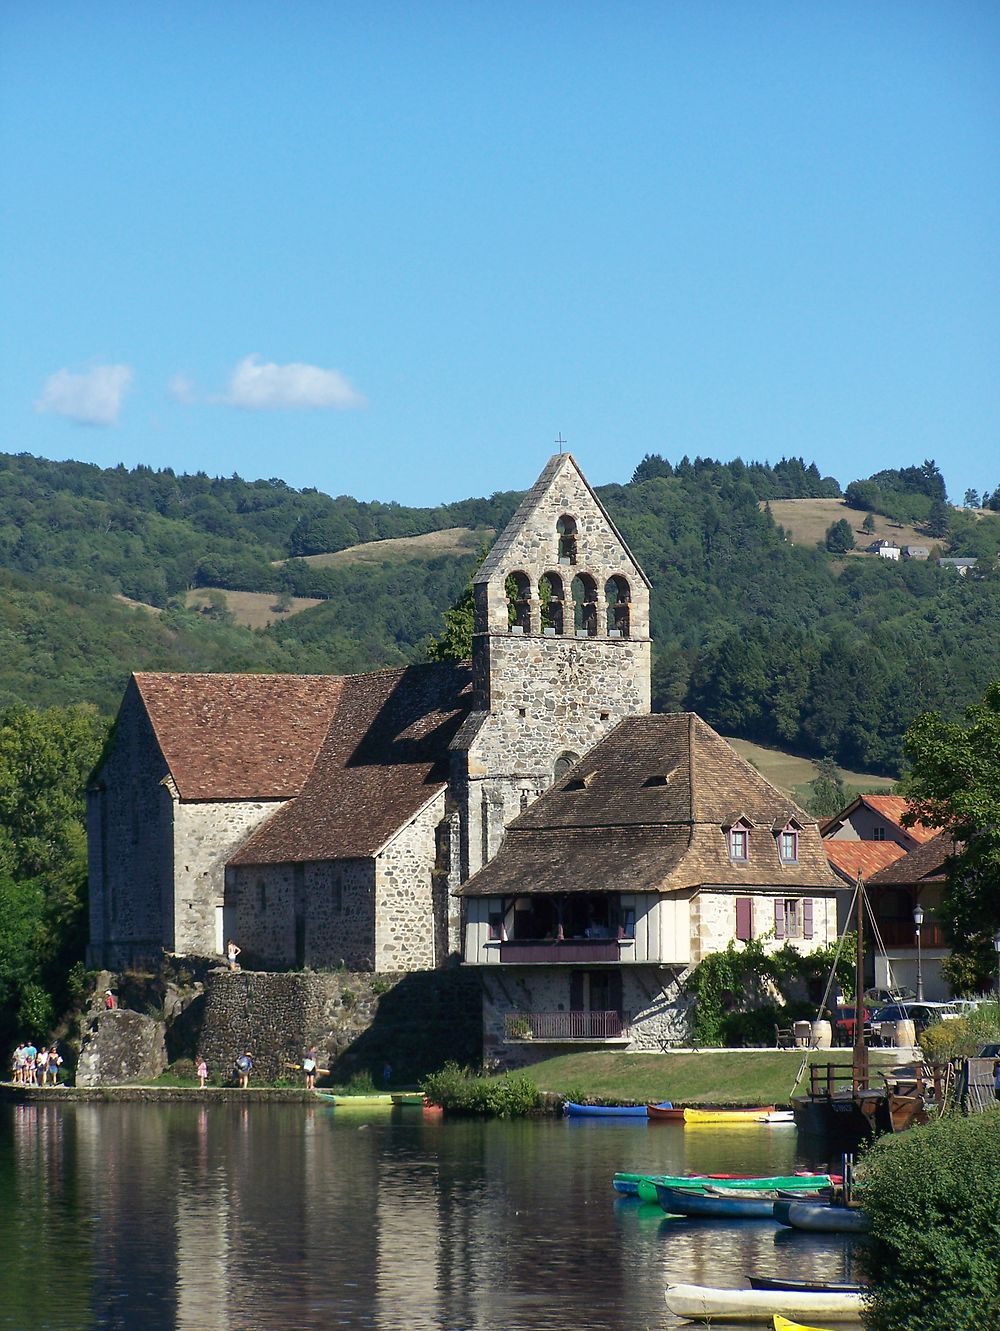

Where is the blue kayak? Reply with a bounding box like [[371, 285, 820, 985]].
[[564, 1101, 671, 1117], [656, 1185, 778, 1220]]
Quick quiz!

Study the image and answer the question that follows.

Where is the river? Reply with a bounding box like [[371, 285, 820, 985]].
[[0, 1101, 863, 1330]]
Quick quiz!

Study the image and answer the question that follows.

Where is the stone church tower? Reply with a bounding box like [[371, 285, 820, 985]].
[[450, 453, 651, 882]]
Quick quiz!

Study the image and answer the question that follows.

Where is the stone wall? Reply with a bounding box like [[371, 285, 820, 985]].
[[173, 797, 282, 957], [375, 793, 444, 971], [693, 889, 839, 964], [87, 683, 174, 967], [76, 1009, 168, 1086], [196, 968, 483, 1085]]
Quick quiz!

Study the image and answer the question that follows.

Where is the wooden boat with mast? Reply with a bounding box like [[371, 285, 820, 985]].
[[791, 870, 942, 1144]]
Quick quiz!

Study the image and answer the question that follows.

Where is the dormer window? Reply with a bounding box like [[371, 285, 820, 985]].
[[778, 828, 799, 863], [729, 828, 749, 861]]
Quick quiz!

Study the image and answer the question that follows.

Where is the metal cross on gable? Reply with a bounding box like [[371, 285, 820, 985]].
[[555, 432, 567, 454]]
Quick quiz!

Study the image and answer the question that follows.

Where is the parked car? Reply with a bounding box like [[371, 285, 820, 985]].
[[864, 987, 916, 1006], [871, 1001, 960, 1039]]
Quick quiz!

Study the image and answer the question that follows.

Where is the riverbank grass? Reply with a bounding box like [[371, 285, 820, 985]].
[[526, 1048, 906, 1106]]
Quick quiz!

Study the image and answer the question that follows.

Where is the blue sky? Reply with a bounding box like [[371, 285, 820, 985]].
[[2, 3, 997, 506]]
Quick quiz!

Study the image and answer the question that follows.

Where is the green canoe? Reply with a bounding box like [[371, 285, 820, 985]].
[[613, 1171, 832, 1202]]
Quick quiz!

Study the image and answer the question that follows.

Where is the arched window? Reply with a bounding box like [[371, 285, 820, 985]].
[[557, 515, 577, 565], [554, 750, 580, 783], [605, 575, 630, 637], [539, 571, 564, 634], [505, 570, 531, 633], [572, 573, 598, 636]]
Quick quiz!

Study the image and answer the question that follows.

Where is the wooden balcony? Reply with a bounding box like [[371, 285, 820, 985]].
[[877, 919, 947, 948], [504, 1010, 632, 1043], [497, 938, 623, 964]]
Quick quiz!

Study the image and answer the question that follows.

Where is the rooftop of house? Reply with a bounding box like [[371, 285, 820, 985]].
[[824, 839, 908, 882], [132, 671, 347, 801], [457, 713, 842, 898], [229, 661, 472, 865], [821, 794, 938, 845], [868, 831, 958, 886]]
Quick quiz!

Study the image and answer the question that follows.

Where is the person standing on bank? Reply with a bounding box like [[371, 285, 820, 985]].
[[235, 1051, 253, 1088], [197, 1058, 208, 1089], [302, 1048, 318, 1091], [226, 940, 241, 972]]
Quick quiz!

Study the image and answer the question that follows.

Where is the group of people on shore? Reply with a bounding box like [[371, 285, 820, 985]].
[[11, 1041, 62, 1086]]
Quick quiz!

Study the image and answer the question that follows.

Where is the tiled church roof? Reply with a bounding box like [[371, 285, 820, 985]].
[[458, 713, 842, 897], [134, 672, 345, 800], [229, 662, 472, 865]]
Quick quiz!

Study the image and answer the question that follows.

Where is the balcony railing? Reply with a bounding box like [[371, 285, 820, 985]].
[[504, 1010, 632, 1042], [877, 919, 947, 948], [497, 938, 623, 963]]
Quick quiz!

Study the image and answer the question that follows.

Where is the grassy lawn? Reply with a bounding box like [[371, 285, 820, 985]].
[[722, 735, 896, 803], [525, 1049, 905, 1107]]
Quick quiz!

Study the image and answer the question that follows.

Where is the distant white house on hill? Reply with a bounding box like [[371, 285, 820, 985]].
[[867, 539, 900, 561]]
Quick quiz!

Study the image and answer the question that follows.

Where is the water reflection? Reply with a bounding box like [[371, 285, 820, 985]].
[[0, 1104, 861, 1331]]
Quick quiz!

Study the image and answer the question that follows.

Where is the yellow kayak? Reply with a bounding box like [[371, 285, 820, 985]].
[[683, 1105, 776, 1123], [774, 1317, 840, 1331]]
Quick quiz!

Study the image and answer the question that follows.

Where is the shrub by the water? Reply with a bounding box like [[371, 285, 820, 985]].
[[421, 1061, 540, 1117], [918, 1002, 1000, 1064], [861, 1110, 1000, 1329]]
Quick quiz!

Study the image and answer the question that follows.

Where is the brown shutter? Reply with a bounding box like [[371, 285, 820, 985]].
[[803, 899, 814, 940], [774, 899, 785, 939], [736, 897, 752, 941]]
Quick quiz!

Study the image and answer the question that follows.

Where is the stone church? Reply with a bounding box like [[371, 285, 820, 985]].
[[87, 453, 653, 972]]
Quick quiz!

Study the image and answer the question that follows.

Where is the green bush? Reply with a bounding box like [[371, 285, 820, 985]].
[[421, 1061, 540, 1117], [861, 1110, 1000, 1329], [919, 1003, 1000, 1064], [168, 1058, 195, 1081]]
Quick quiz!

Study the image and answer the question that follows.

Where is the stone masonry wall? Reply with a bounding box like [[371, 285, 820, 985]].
[[87, 683, 174, 968], [196, 968, 483, 1084], [375, 793, 444, 971], [173, 798, 283, 957]]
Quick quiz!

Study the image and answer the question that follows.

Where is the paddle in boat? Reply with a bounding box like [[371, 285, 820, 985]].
[[564, 1100, 671, 1117], [750, 1276, 862, 1295], [664, 1282, 865, 1322]]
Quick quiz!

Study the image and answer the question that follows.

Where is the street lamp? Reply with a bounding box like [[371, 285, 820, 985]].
[[993, 928, 1000, 1005], [913, 903, 924, 1002]]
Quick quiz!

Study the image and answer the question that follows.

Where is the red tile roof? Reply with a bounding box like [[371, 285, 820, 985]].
[[134, 672, 345, 801], [229, 662, 472, 865], [824, 840, 907, 882], [858, 796, 937, 843]]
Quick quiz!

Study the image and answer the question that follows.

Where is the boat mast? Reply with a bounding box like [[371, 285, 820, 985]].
[[854, 870, 867, 1091]]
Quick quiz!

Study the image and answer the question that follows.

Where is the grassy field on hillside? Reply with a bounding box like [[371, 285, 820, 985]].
[[185, 588, 324, 629], [287, 526, 491, 568], [766, 498, 930, 552], [723, 736, 896, 804], [524, 1049, 906, 1106]]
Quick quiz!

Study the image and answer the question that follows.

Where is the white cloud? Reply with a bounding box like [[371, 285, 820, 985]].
[[221, 354, 366, 411], [168, 372, 197, 404], [35, 363, 134, 426]]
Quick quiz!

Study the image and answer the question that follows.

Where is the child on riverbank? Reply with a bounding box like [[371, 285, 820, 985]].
[[197, 1059, 208, 1089]]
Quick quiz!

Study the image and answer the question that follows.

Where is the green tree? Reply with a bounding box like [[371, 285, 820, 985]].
[[926, 497, 950, 539], [902, 681, 1000, 987], [964, 488, 980, 509], [805, 756, 848, 818], [824, 519, 856, 553], [862, 512, 876, 535]]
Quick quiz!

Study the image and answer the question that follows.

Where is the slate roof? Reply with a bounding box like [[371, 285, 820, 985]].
[[457, 713, 842, 898], [229, 662, 472, 865], [821, 795, 937, 845], [867, 832, 957, 886], [824, 839, 907, 883], [133, 672, 346, 801]]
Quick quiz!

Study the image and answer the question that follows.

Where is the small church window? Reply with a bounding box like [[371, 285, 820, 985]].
[[539, 572, 564, 634], [557, 515, 577, 565], [605, 575, 630, 637], [572, 574, 598, 636], [505, 571, 531, 633]]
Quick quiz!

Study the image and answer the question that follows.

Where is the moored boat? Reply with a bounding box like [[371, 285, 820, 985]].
[[646, 1102, 686, 1120], [665, 1282, 865, 1322], [564, 1100, 670, 1117], [773, 1317, 846, 1331], [314, 1092, 394, 1107], [750, 1276, 862, 1295], [777, 1201, 869, 1233], [656, 1185, 779, 1219], [683, 1105, 776, 1123], [614, 1171, 833, 1201]]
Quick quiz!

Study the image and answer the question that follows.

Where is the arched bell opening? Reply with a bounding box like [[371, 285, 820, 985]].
[[605, 575, 630, 637]]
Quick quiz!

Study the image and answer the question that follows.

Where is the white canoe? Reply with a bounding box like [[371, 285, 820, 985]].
[[665, 1283, 865, 1323]]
